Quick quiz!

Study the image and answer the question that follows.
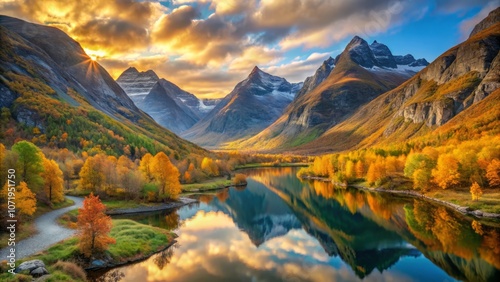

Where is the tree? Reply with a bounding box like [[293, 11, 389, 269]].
[[151, 152, 181, 200], [470, 182, 483, 201], [486, 159, 500, 188], [12, 141, 44, 190], [79, 156, 105, 193], [355, 161, 365, 178], [77, 193, 115, 258], [0, 143, 6, 188], [432, 154, 461, 189], [345, 160, 355, 180], [41, 158, 64, 203], [233, 174, 247, 185], [16, 182, 37, 217]]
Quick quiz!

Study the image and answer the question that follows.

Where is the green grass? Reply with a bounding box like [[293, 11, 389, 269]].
[[108, 219, 175, 262], [101, 199, 156, 211], [234, 162, 309, 170], [182, 177, 232, 192], [425, 188, 500, 214], [2, 219, 175, 281], [35, 197, 75, 217], [57, 209, 79, 229]]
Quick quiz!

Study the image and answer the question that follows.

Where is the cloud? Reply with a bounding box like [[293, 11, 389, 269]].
[[434, 0, 496, 13], [263, 52, 334, 83], [459, 1, 499, 39]]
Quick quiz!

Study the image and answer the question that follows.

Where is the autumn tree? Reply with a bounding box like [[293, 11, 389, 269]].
[[16, 182, 37, 217], [0, 143, 6, 188], [139, 153, 154, 182], [355, 161, 365, 178], [151, 152, 181, 200], [432, 154, 461, 189], [77, 193, 115, 258], [41, 158, 64, 203], [404, 153, 434, 190], [233, 174, 247, 185], [470, 182, 483, 201], [12, 141, 44, 190], [486, 159, 500, 188], [79, 156, 105, 193]]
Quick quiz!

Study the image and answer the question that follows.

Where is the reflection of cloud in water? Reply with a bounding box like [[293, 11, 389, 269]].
[[118, 209, 414, 282]]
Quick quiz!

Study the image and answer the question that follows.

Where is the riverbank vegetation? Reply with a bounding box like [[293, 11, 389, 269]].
[[298, 134, 500, 213]]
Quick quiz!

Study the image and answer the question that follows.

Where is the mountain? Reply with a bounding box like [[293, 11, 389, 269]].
[[0, 15, 204, 157], [116, 67, 159, 105], [231, 36, 427, 151], [116, 68, 222, 133], [292, 7, 500, 154], [140, 79, 200, 134], [181, 66, 302, 148]]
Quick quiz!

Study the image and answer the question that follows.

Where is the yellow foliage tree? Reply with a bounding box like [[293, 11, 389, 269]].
[[139, 153, 154, 182], [345, 160, 355, 179], [355, 161, 365, 178], [41, 158, 64, 203], [486, 159, 500, 188], [432, 154, 461, 189], [78, 156, 105, 193], [151, 152, 181, 200], [16, 181, 37, 217], [470, 182, 483, 201]]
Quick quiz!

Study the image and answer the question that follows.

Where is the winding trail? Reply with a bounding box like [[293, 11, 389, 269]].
[[0, 196, 84, 260]]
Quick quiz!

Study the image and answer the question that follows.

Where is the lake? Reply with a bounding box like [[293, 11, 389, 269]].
[[90, 167, 500, 282]]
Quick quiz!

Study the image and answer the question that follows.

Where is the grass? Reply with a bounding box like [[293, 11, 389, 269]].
[[0, 222, 36, 249], [182, 177, 232, 192], [101, 199, 156, 211], [57, 209, 79, 229], [234, 162, 309, 170], [0, 219, 175, 281], [35, 197, 75, 216], [425, 188, 500, 214], [0, 197, 76, 248]]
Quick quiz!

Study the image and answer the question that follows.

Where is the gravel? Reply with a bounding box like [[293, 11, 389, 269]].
[[0, 196, 84, 260]]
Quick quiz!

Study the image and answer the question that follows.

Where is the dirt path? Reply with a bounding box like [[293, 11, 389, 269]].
[[0, 196, 84, 260]]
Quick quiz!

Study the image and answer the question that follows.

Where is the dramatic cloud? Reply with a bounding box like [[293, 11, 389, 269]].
[[0, 0, 487, 98]]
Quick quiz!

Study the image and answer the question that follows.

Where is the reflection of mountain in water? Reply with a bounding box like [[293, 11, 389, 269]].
[[246, 168, 500, 281], [209, 179, 302, 246]]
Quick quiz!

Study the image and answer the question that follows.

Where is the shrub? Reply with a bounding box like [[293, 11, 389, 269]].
[[233, 174, 247, 185]]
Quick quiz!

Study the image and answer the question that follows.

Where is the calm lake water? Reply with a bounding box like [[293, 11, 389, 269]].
[[91, 167, 500, 282]]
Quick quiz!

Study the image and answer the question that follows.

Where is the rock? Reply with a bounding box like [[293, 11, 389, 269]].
[[31, 266, 49, 277], [470, 7, 500, 38], [91, 259, 106, 267], [457, 207, 470, 214], [15, 259, 45, 273], [473, 210, 484, 217]]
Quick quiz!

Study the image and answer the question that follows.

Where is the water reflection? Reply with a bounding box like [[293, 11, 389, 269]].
[[95, 167, 500, 282]]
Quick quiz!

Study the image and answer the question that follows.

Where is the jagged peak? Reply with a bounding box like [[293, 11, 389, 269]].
[[124, 66, 139, 74], [372, 40, 378, 45], [346, 35, 368, 50], [249, 66, 263, 76]]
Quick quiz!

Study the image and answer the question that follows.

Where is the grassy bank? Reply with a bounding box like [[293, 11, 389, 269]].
[[235, 162, 309, 170], [424, 188, 500, 214], [181, 177, 232, 192], [0, 219, 175, 282]]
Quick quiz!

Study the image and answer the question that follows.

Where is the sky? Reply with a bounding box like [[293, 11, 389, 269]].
[[0, 0, 498, 98]]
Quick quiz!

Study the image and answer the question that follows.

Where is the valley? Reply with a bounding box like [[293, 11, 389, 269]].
[[0, 3, 499, 282]]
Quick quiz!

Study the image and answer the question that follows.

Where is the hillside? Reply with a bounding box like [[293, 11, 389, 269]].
[[0, 15, 205, 157], [231, 36, 426, 151], [293, 9, 500, 154]]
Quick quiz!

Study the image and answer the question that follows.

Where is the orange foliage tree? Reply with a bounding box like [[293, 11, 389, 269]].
[[41, 158, 64, 203], [486, 159, 500, 188], [151, 152, 181, 200], [77, 193, 115, 258]]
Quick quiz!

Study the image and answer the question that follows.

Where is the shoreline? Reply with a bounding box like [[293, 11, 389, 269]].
[[300, 176, 500, 219], [106, 197, 198, 215], [85, 239, 178, 272]]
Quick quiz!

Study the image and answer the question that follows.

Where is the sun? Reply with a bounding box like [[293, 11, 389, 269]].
[[89, 54, 97, 61]]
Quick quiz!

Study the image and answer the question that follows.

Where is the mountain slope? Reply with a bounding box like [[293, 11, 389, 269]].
[[181, 67, 302, 148], [293, 8, 500, 154], [0, 15, 205, 157], [232, 36, 426, 151], [117, 68, 222, 133], [141, 79, 200, 134]]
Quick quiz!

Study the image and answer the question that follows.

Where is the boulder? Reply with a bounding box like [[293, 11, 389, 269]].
[[15, 259, 45, 273], [31, 266, 49, 277]]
